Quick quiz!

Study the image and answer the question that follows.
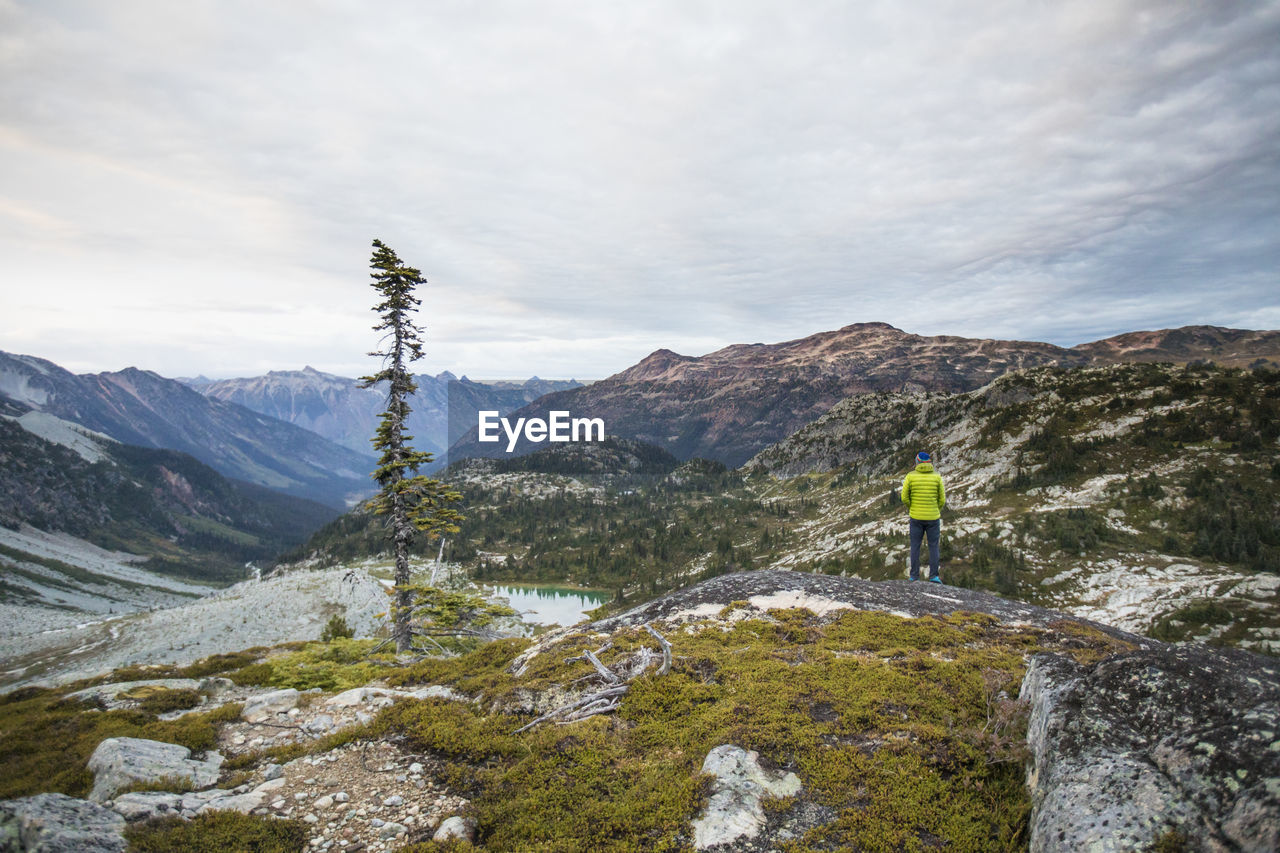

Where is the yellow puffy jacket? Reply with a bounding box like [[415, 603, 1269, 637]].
[[901, 462, 946, 521]]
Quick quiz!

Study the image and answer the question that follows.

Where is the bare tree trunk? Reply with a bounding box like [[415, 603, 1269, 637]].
[[389, 378, 412, 654]]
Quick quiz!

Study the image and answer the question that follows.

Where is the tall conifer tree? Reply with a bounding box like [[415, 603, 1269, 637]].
[[360, 238, 461, 652]]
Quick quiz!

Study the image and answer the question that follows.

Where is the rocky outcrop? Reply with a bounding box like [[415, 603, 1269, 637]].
[[692, 745, 802, 850], [0, 793, 125, 852], [108, 784, 277, 822], [86, 737, 223, 803], [65, 678, 202, 708], [1022, 646, 1280, 852], [588, 570, 1150, 645]]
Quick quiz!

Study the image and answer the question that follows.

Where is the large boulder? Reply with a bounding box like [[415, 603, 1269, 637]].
[[0, 793, 126, 852], [86, 737, 223, 803], [691, 744, 802, 850], [1023, 645, 1280, 852]]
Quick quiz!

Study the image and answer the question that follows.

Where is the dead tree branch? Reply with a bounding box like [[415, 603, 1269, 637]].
[[644, 624, 672, 676], [513, 624, 674, 733]]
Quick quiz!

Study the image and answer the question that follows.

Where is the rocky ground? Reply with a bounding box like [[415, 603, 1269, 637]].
[[232, 739, 469, 851], [68, 678, 478, 852]]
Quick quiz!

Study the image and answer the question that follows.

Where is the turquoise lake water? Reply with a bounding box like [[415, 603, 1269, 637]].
[[486, 584, 609, 627]]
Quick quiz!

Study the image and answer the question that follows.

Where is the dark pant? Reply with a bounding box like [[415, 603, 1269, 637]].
[[909, 517, 941, 580]]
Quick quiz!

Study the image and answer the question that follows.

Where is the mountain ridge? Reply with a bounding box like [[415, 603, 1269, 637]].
[[0, 352, 375, 510], [193, 367, 582, 466], [449, 322, 1280, 466]]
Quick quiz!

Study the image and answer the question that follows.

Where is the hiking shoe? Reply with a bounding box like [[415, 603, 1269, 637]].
[[928, 576, 942, 584]]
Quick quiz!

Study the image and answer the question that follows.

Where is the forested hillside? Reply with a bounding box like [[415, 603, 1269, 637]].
[[0, 418, 338, 585]]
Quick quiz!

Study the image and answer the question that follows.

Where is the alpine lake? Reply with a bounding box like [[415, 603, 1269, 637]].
[[483, 583, 610, 627]]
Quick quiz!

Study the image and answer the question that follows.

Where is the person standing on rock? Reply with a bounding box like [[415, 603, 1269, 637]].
[[901, 451, 946, 583]]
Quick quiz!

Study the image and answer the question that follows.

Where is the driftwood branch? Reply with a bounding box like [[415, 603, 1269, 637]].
[[583, 649, 621, 684], [512, 685, 629, 734], [513, 624, 674, 733], [644, 624, 672, 676]]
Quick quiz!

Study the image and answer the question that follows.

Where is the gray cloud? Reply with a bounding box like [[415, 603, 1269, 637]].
[[1, 0, 1277, 379]]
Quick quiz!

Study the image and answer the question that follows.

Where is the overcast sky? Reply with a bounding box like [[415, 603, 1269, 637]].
[[1, 1, 1278, 381]]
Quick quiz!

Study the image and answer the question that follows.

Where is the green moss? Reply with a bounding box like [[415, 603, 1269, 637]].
[[384, 637, 532, 693], [125, 812, 308, 852], [113, 774, 197, 796], [223, 638, 396, 691], [130, 687, 203, 714], [0, 697, 242, 800], [368, 608, 1123, 851], [1148, 828, 1190, 852]]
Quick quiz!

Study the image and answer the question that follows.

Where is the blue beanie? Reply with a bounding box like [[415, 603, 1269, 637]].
[[916, 451, 931, 463]]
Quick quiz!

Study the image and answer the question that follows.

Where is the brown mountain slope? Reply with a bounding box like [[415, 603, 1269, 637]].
[[1073, 325, 1280, 368], [449, 323, 1280, 467]]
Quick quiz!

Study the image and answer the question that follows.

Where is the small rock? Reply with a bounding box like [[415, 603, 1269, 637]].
[[433, 816, 476, 843], [198, 676, 235, 694], [305, 715, 336, 735], [334, 792, 350, 803], [408, 762, 424, 774], [294, 792, 309, 801], [383, 795, 403, 807], [200, 792, 267, 815], [241, 689, 301, 723], [287, 707, 300, 716], [380, 822, 407, 839], [408, 685, 468, 703], [109, 791, 182, 822], [305, 778, 317, 785], [261, 763, 284, 781], [304, 813, 319, 824], [314, 795, 334, 809], [370, 817, 385, 828], [254, 778, 286, 794], [271, 799, 286, 810]]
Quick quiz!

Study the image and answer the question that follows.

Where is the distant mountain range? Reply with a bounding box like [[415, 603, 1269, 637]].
[[0, 412, 337, 586], [0, 352, 373, 510], [189, 368, 582, 467], [447, 323, 1280, 466]]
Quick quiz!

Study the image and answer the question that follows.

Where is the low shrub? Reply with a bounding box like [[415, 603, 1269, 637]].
[[126, 812, 308, 852]]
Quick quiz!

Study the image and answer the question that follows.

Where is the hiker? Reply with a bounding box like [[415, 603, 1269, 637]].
[[901, 451, 946, 583]]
